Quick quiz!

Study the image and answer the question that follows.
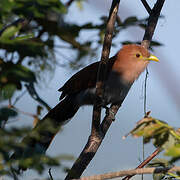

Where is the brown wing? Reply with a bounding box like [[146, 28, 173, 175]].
[[58, 56, 116, 100]]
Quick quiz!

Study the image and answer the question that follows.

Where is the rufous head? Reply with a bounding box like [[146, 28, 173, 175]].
[[118, 44, 159, 63], [113, 44, 159, 83]]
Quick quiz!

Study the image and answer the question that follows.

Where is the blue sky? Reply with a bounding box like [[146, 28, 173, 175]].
[[12, 0, 180, 179]]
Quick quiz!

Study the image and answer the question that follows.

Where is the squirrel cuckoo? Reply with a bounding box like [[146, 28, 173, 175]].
[[12, 44, 159, 164]]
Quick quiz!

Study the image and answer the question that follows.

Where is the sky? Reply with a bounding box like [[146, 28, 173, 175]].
[[9, 0, 180, 179]]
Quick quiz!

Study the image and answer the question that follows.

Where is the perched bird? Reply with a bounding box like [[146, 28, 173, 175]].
[[12, 44, 159, 163]]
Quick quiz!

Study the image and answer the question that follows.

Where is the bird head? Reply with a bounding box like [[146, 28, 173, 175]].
[[113, 44, 159, 83], [119, 44, 159, 63]]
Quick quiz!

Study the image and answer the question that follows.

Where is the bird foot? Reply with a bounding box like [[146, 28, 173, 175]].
[[103, 106, 115, 121]]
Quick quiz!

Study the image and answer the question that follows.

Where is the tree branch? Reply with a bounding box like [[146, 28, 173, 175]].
[[91, 0, 120, 141], [64, 0, 120, 179], [122, 148, 162, 180], [79, 166, 180, 180], [141, 0, 152, 15], [123, 1, 166, 179], [141, 0, 166, 48], [65, 0, 165, 179]]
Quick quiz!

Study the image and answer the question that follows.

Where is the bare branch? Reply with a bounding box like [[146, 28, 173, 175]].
[[65, 0, 165, 179], [12, 90, 27, 106], [141, 0, 152, 15], [9, 105, 36, 118], [141, 0, 166, 48], [143, 68, 149, 115], [91, 0, 120, 140], [122, 148, 162, 180], [48, 168, 54, 180], [79, 166, 180, 180]]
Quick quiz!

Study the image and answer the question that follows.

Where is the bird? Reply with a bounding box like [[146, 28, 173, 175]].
[[11, 44, 159, 165]]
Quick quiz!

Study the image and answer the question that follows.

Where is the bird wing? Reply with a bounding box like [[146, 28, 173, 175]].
[[58, 56, 116, 100]]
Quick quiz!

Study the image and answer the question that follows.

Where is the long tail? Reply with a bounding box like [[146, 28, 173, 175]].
[[11, 95, 79, 160]]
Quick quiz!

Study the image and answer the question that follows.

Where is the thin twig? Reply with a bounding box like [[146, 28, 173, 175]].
[[143, 68, 149, 116], [141, 0, 152, 15], [9, 105, 36, 118], [141, 137, 145, 180], [48, 168, 54, 180], [142, 68, 149, 180], [12, 90, 27, 106], [79, 166, 180, 180], [122, 148, 162, 180]]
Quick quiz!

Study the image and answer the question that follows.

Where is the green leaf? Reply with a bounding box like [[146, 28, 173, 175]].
[[36, 105, 43, 116], [0, 107, 17, 127], [150, 41, 163, 47], [11, 64, 36, 83], [148, 159, 170, 180], [123, 16, 138, 25], [0, 26, 20, 40], [0, 84, 16, 100], [147, 158, 170, 168], [130, 117, 177, 148], [139, 23, 146, 29], [0, 107, 17, 120], [165, 143, 180, 157], [14, 33, 34, 41], [153, 173, 165, 180]]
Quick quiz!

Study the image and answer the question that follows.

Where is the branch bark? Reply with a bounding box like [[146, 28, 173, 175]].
[[64, 0, 120, 179], [141, 0, 152, 15], [141, 0, 166, 48], [65, 0, 165, 179], [123, 0, 166, 179], [122, 148, 162, 180], [78, 166, 180, 180]]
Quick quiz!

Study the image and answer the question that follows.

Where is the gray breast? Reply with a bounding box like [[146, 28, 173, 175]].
[[104, 71, 132, 105]]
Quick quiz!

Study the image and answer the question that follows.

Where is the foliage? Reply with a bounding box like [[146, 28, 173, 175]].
[[0, 0, 168, 179], [0, 126, 72, 177], [130, 116, 180, 179]]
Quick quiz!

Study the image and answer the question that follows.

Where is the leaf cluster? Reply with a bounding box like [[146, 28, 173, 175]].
[[131, 117, 180, 179]]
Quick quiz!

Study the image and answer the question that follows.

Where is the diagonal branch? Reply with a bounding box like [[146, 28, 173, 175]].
[[91, 0, 120, 141], [65, 0, 165, 179], [64, 1, 121, 179], [79, 166, 180, 180], [141, 0, 166, 48], [141, 0, 152, 15], [123, 1, 166, 180], [122, 148, 162, 180]]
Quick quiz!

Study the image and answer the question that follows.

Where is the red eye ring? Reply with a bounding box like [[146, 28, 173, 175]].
[[136, 53, 140, 58]]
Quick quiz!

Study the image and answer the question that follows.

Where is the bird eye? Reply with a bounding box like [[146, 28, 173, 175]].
[[136, 53, 141, 58]]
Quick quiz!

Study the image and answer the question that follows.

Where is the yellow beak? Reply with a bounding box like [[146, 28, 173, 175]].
[[146, 54, 159, 62]]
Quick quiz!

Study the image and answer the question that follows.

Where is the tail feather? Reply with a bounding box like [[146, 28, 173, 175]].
[[11, 95, 79, 161]]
